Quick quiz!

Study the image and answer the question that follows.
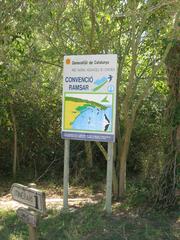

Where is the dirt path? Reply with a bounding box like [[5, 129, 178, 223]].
[[0, 196, 100, 211], [0, 192, 103, 211]]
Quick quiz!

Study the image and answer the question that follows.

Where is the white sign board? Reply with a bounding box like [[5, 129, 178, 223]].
[[61, 54, 118, 142], [11, 183, 46, 214], [17, 207, 38, 227]]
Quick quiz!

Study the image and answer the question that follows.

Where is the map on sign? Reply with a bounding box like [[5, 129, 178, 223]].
[[64, 93, 113, 132], [61, 54, 117, 142]]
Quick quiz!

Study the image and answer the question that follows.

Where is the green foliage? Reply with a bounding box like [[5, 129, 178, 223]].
[[0, 210, 28, 240], [127, 88, 167, 179]]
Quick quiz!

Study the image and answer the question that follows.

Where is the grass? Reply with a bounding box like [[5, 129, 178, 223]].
[[0, 201, 179, 240], [0, 179, 179, 240], [0, 210, 28, 240]]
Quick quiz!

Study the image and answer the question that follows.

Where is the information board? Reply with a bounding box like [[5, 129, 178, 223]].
[[61, 54, 117, 142]]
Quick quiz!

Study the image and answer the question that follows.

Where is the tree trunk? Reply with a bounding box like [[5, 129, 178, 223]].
[[10, 104, 17, 179], [95, 141, 118, 197], [112, 164, 118, 198], [112, 142, 118, 198], [84, 141, 93, 168], [119, 122, 133, 197]]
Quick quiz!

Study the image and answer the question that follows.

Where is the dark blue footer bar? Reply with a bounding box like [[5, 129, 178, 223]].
[[61, 131, 115, 142]]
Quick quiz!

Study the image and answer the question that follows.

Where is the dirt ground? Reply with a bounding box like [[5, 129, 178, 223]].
[[0, 183, 104, 211]]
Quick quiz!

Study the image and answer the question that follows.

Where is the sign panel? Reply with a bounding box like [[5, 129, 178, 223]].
[[11, 183, 46, 214], [17, 207, 38, 227], [61, 54, 118, 142]]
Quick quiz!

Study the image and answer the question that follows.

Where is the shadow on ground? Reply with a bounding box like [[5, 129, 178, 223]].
[[0, 202, 179, 240]]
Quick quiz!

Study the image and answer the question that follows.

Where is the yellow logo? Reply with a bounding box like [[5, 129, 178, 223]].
[[66, 58, 71, 64]]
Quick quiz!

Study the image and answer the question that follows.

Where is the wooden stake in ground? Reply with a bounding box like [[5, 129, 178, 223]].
[[28, 224, 37, 240]]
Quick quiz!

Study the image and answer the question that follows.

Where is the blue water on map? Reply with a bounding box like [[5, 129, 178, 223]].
[[94, 76, 108, 86], [72, 105, 112, 132]]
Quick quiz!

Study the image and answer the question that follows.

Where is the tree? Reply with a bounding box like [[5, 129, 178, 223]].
[[97, 0, 180, 197], [0, 0, 65, 178], [154, 11, 180, 208]]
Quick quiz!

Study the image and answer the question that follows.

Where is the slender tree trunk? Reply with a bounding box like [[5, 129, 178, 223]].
[[112, 164, 118, 198], [95, 141, 118, 197], [33, 157, 38, 179], [119, 122, 133, 197], [112, 142, 118, 198], [84, 141, 93, 168], [10, 104, 17, 179]]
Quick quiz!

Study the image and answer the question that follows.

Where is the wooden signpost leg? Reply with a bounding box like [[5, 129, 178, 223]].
[[28, 225, 37, 240], [63, 139, 70, 210], [105, 142, 114, 214]]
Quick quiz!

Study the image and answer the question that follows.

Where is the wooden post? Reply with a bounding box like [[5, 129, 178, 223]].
[[11, 183, 46, 240], [28, 225, 37, 240], [105, 142, 114, 214], [63, 139, 70, 210]]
